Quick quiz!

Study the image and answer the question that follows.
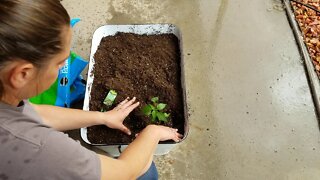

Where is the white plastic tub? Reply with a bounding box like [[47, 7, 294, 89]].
[[81, 24, 188, 156]]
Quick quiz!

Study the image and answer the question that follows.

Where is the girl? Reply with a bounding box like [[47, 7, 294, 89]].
[[0, 0, 182, 179]]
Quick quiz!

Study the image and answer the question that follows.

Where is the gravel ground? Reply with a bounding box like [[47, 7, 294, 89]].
[[292, 0, 320, 76]]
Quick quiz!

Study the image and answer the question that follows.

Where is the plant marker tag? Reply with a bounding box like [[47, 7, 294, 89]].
[[103, 90, 117, 107]]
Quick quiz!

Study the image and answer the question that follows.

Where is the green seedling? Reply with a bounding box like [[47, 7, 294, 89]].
[[101, 90, 117, 112], [142, 97, 170, 123]]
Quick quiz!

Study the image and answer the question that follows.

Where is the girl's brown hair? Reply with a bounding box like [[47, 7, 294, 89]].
[[0, 0, 70, 97]]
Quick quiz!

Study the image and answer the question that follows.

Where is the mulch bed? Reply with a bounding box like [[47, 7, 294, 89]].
[[291, 0, 320, 76], [87, 32, 185, 144]]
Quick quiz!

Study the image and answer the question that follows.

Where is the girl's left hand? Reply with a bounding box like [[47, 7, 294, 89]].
[[100, 97, 139, 135]]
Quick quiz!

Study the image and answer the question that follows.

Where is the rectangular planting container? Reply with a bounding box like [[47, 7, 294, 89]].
[[81, 24, 188, 156]]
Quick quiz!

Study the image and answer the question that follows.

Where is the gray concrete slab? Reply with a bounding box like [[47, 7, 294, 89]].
[[62, 0, 320, 179]]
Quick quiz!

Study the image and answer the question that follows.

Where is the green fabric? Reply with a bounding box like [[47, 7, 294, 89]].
[[70, 51, 76, 64]]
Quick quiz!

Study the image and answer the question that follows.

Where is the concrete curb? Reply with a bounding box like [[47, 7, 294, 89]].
[[283, 0, 320, 121]]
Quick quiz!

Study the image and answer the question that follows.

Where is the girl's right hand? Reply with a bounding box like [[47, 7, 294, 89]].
[[145, 125, 183, 142]]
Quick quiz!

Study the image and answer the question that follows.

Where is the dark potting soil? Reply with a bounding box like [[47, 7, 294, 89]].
[[87, 32, 185, 144]]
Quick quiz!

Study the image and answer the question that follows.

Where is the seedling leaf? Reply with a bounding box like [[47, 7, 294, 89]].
[[157, 103, 166, 111], [142, 105, 152, 116], [151, 97, 159, 103], [151, 111, 157, 122], [149, 104, 156, 110], [157, 112, 168, 122], [142, 97, 170, 123]]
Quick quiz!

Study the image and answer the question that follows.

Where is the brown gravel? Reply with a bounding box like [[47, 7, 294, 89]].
[[292, 0, 320, 76]]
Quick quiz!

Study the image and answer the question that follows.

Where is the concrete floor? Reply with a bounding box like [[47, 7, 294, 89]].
[[62, 0, 320, 179]]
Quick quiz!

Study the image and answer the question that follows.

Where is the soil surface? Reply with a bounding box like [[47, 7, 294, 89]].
[[87, 32, 185, 144]]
